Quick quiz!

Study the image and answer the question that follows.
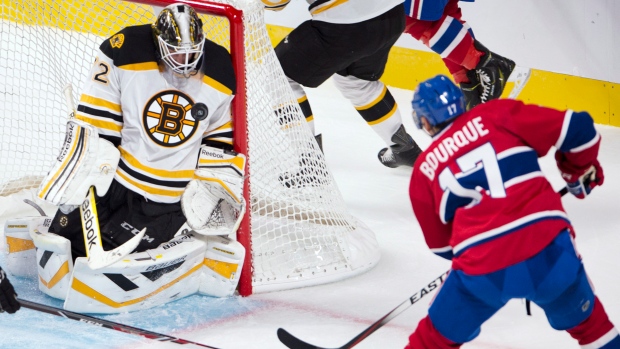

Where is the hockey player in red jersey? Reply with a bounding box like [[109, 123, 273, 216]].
[[406, 75, 619, 348], [403, 0, 516, 110]]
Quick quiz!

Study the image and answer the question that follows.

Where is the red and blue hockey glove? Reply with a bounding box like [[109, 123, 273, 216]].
[[559, 161, 604, 199]]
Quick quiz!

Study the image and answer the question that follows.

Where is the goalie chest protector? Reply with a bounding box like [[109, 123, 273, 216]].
[[76, 24, 236, 203]]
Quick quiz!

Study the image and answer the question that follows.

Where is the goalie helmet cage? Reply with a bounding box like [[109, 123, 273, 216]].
[[0, 0, 380, 296]]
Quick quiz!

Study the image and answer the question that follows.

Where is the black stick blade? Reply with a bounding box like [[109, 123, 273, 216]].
[[277, 328, 332, 349]]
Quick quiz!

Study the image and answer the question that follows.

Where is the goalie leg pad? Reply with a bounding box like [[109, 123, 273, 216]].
[[37, 119, 120, 206], [198, 235, 245, 297], [3, 217, 52, 277], [29, 226, 74, 300], [63, 233, 206, 314]]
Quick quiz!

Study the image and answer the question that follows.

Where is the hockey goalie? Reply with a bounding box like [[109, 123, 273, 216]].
[[2, 3, 247, 313]]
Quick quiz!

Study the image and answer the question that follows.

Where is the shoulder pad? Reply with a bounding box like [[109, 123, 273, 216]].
[[200, 39, 236, 95], [99, 25, 158, 67]]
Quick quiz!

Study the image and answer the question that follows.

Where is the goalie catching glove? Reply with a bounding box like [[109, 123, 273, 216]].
[[181, 146, 246, 235]]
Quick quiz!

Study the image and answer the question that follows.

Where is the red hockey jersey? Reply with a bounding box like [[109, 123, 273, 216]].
[[409, 99, 601, 274]]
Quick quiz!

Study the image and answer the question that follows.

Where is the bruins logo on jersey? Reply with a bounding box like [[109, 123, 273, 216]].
[[143, 90, 199, 147], [110, 34, 124, 49]]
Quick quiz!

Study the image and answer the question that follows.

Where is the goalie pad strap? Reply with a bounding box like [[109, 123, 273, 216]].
[[38, 119, 120, 206]]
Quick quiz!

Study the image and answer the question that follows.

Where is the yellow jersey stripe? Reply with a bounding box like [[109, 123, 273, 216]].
[[118, 147, 195, 179], [116, 170, 185, 197], [118, 62, 159, 71], [207, 121, 232, 134], [75, 113, 123, 133], [202, 75, 233, 95], [80, 94, 122, 113]]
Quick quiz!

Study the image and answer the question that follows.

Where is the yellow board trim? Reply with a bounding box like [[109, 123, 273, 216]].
[[268, 24, 619, 127]]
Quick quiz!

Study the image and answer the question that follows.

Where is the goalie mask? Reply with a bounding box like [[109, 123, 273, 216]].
[[153, 4, 205, 77]]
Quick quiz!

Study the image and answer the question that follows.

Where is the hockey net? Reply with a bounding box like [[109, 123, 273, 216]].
[[0, 0, 380, 295]]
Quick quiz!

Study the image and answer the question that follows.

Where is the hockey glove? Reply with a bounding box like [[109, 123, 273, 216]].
[[558, 160, 604, 199], [0, 268, 20, 314], [182, 146, 246, 235]]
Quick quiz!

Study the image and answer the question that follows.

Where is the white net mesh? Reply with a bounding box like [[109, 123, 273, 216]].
[[0, 0, 380, 294]]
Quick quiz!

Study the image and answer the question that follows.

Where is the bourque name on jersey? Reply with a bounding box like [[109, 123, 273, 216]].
[[419, 116, 490, 181]]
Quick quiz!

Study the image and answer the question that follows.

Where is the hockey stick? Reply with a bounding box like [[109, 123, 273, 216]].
[[506, 66, 531, 99], [278, 187, 570, 349], [80, 186, 145, 269], [17, 298, 221, 348], [63, 84, 145, 269], [277, 271, 449, 349]]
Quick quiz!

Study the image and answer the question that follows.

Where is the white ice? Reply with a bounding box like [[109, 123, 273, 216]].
[[1, 80, 619, 349]]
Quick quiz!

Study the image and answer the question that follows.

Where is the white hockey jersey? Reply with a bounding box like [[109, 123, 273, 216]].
[[263, 0, 404, 24], [75, 24, 236, 204]]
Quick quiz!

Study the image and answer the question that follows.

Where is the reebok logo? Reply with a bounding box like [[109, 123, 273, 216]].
[[201, 149, 224, 159], [80, 199, 98, 252]]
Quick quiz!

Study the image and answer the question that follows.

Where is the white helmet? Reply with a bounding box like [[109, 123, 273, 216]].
[[153, 4, 205, 76]]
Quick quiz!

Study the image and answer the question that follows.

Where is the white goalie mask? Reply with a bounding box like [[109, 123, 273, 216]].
[[153, 3, 205, 77]]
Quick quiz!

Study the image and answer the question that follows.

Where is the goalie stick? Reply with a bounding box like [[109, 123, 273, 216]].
[[17, 298, 222, 348], [278, 187, 570, 349]]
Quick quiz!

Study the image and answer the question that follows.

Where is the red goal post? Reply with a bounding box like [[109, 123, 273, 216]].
[[0, 0, 380, 296]]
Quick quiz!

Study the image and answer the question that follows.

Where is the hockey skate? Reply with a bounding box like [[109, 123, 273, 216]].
[[460, 41, 516, 110], [378, 125, 422, 168], [278, 134, 327, 188]]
